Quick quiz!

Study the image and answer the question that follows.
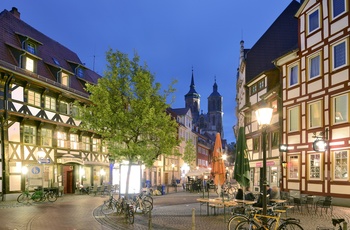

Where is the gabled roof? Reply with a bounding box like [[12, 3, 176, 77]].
[[169, 107, 191, 116], [0, 7, 101, 96], [245, 1, 300, 84]]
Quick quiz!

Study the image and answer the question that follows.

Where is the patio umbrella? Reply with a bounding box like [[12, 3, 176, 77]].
[[212, 133, 226, 187], [234, 127, 251, 188]]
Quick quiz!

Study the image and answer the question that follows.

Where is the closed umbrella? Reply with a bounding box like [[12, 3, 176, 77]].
[[212, 133, 226, 188], [234, 127, 251, 188]]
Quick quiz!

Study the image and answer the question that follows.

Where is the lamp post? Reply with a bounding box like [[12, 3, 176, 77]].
[[171, 163, 175, 186], [255, 105, 273, 217]]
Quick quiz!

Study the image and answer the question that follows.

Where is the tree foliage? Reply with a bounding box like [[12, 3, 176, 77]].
[[77, 49, 179, 195], [182, 139, 196, 168]]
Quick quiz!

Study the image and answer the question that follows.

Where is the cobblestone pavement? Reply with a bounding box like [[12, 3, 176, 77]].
[[0, 191, 350, 230]]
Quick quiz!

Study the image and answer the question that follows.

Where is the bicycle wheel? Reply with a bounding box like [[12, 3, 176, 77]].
[[17, 193, 30, 203], [128, 208, 134, 224], [142, 200, 153, 214], [115, 201, 123, 215], [277, 222, 304, 230], [31, 192, 42, 202], [47, 191, 58, 202], [101, 200, 116, 215], [227, 214, 249, 230], [142, 194, 153, 204], [234, 220, 260, 230]]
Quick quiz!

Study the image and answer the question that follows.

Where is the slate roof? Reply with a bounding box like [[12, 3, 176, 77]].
[[0, 7, 101, 97], [245, 0, 300, 83]]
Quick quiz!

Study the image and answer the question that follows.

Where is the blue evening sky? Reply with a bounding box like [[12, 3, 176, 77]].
[[2, 1, 292, 143]]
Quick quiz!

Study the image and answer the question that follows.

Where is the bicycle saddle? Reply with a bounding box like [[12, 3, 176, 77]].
[[332, 218, 345, 226]]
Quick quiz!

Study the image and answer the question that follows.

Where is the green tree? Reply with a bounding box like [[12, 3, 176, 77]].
[[183, 139, 196, 169], [77, 49, 179, 197]]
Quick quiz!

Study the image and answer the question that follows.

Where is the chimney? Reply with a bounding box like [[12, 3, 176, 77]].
[[10, 7, 20, 19]]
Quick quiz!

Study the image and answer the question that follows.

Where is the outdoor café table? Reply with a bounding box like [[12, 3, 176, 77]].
[[196, 198, 237, 222]]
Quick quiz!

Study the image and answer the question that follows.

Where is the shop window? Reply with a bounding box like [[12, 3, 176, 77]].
[[288, 155, 300, 179], [308, 153, 322, 180]]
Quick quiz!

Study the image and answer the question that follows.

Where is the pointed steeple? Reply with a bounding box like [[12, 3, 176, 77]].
[[185, 67, 200, 122], [185, 67, 199, 98]]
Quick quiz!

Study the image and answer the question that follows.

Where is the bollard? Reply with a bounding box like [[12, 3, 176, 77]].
[[192, 208, 195, 230], [343, 221, 347, 230], [148, 209, 152, 230]]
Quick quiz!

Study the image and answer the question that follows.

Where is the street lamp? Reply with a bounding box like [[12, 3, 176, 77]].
[[255, 104, 273, 217]]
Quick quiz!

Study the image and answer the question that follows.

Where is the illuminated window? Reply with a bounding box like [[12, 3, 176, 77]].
[[57, 131, 67, 148], [288, 155, 300, 179], [23, 125, 36, 145], [309, 153, 322, 179], [28, 90, 41, 107], [288, 106, 300, 132], [70, 134, 79, 150], [333, 150, 348, 180], [45, 96, 56, 111], [92, 138, 101, 152], [308, 101, 322, 128], [41, 128, 52, 147], [61, 72, 69, 86], [25, 57, 34, 72], [333, 94, 348, 124], [82, 136, 90, 151]]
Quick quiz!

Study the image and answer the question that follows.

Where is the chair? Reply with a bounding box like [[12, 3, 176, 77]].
[[305, 196, 316, 213], [292, 197, 304, 212], [315, 196, 332, 215]]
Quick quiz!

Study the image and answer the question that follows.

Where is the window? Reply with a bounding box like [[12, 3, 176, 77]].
[[253, 137, 259, 152], [41, 128, 52, 147], [28, 90, 41, 107], [332, 0, 346, 19], [271, 100, 278, 113], [82, 136, 90, 151], [23, 125, 36, 144], [271, 131, 279, 148], [309, 54, 320, 79], [333, 40, 346, 69], [288, 106, 300, 132], [70, 134, 79, 150], [289, 64, 298, 87], [257, 79, 265, 91], [92, 138, 101, 152], [308, 101, 322, 128], [333, 150, 348, 180], [57, 131, 67, 148], [26, 42, 36, 54], [333, 94, 348, 124], [251, 85, 257, 95], [77, 67, 84, 78], [71, 105, 79, 117], [59, 101, 69, 114], [45, 96, 56, 111], [61, 72, 69, 86], [308, 8, 319, 33], [309, 153, 322, 179], [25, 57, 34, 72], [288, 155, 300, 179]]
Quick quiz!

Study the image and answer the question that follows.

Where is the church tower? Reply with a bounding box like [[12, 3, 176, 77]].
[[185, 69, 200, 122], [207, 78, 224, 137]]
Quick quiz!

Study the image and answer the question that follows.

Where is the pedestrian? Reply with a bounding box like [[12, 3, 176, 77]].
[[245, 187, 255, 201], [235, 188, 244, 200]]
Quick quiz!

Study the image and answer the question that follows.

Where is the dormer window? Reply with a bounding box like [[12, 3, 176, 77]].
[[77, 67, 84, 78], [61, 72, 69, 87], [53, 57, 60, 66], [26, 42, 36, 54]]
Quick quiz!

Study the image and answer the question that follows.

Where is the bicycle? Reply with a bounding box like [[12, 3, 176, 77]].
[[101, 192, 118, 215], [234, 209, 303, 230], [132, 193, 153, 214], [215, 182, 237, 196], [316, 218, 345, 230], [117, 196, 134, 224], [31, 188, 58, 202], [17, 188, 32, 204]]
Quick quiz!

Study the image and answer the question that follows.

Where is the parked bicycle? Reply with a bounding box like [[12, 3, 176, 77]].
[[101, 192, 118, 215], [131, 193, 153, 214], [117, 196, 134, 224], [17, 187, 57, 203]]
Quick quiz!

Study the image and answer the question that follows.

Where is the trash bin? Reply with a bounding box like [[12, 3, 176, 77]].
[[146, 180, 151, 188], [176, 179, 180, 184], [161, 184, 166, 195]]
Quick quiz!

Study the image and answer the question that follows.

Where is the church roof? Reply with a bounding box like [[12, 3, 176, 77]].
[[185, 69, 200, 99], [209, 80, 221, 97]]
